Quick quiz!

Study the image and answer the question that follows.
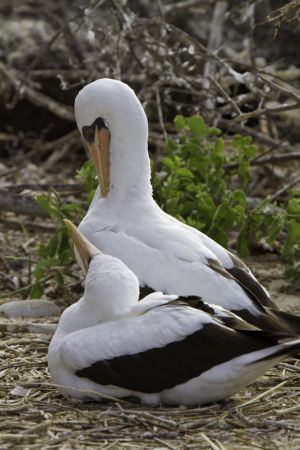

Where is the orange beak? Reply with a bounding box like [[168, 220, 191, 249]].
[[87, 125, 110, 197], [64, 219, 101, 273]]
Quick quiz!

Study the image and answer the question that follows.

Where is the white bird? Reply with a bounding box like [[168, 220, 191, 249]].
[[48, 220, 300, 405], [74, 78, 300, 335]]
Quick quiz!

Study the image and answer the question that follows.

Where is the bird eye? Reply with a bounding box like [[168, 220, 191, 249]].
[[96, 117, 108, 129]]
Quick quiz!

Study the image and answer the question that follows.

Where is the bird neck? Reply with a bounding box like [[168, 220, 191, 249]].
[[54, 298, 93, 338], [106, 124, 153, 204], [54, 296, 131, 340]]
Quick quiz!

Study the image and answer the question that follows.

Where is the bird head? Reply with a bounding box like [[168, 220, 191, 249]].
[[74, 78, 150, 201], [64, 219, 139, 319]]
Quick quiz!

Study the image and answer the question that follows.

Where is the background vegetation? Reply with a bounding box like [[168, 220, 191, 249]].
[[0, 0, 300, 299]]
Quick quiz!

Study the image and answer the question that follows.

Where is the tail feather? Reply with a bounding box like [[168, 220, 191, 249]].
[[266, 308, 300, 335], [251, 338, 300, 364]]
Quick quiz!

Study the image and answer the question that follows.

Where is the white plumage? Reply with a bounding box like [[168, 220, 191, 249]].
[[74, 78, 300, 334], [48, 222, 300, 405]]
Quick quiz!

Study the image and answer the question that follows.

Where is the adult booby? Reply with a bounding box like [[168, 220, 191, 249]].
[[48, 220, 300, 405], [74, 78, 300, 335]]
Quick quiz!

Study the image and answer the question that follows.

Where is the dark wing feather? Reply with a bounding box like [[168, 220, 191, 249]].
[[76, 322, 280, 394]]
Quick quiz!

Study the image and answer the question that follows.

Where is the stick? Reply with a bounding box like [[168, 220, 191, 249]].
[[0, 62, 74, 122], [269, 174, 300, 201], [0, 218, 56, 233], [203, 1, 228, 110], [0, 191, 48, 217], [4, 183, 83, 194], [0, 322, 57, 335]]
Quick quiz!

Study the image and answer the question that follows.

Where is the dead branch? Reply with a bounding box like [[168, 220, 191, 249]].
[[218, 119, 299, 154], [203, 1, 228, 110], [0, 62, 74, 121], [0, 190, 49, 217], [4, 183, 83, 194], [269, 175, 300, 202], [0, 218, 56, 233]]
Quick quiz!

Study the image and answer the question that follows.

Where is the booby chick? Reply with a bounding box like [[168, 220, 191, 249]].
[[48, 220, 300, 405], [74, 78, 300, 335]]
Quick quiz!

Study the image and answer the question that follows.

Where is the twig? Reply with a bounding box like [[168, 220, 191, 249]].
[[203, 1, 228, 110], [236, 380, 288, 410], [0, 274, 54, 299], [155, 84, 167, 141], [269, 175, 300, 202], [0, 322, 56, 335], [258, 73, 300, 103], [224, 151, 300, 171], [0, 218, 56, 233], [27, 129, 80, 158], [208, 76, 242, 115], [278, 362, 300, 374], [229, 101, 300, 125], [4, 183, 83, 194], [218, 118, 298, 153], [0, 62, 74, 121], [42, 141, 76, 170], [200, 432, 224, 450], [0, 190, 49, 217], [164, 0, 202, 15]]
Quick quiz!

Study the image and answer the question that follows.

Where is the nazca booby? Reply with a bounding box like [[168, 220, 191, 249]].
[[48, 220, 300, 405], [74, 78, 300, 335]]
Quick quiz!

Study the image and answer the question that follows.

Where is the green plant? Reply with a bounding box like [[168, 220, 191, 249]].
[[153, 115, 300, 282], [30, 115, 300, 298], [30, 190, 82, 298], [30, 162, 98, 298], [153, 116, 255, 250]]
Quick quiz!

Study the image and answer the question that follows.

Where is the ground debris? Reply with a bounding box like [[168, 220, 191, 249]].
[[0, 317, 299, 449]]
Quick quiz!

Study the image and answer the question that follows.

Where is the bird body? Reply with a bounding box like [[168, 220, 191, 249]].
[[74, 78, 300, 334], [80, 195, 260, 313], [48, 222, 300, 405]]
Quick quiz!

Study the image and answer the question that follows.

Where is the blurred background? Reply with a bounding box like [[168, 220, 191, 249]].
[[1, 0, 299, 168], [0, 0, 300, 301]]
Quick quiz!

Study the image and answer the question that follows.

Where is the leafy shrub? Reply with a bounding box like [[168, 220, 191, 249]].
[[153, 115, 300, 283], [31, 115, 300, 297], [30, 161, 100, 298]]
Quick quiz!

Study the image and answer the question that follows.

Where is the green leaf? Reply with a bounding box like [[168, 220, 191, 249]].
[[244, 144, 257, 158], [283, 219, 300, 257], [174, 115, 186, 129], [34, 257, 60, 280], [288, 198, 300, 215], [267, 216, 284, 244], [209, 226, 228, 248], [237, 228, 249, 257], [232, 190, 246, 205], [186, 115, 208, 137], [163, 157, 175, 169], [30, 283, 44, 299], [175, 168, 194, 178], [214, 138, 224, 157], [166, 138, 178, 151], [55, 271, 64, 285]]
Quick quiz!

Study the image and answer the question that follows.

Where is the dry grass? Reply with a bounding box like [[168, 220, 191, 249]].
[[0, 313, 300, 450]]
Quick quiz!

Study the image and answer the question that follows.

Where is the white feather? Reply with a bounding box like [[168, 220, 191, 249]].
[[75, 79, 269, 314]]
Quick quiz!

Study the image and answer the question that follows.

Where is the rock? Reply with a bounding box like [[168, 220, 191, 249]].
[[0, 299, 61, 318], [10, 386, 30, 397]]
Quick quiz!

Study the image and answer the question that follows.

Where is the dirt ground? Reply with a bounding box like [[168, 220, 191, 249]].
[[0, 166, 299, 450]]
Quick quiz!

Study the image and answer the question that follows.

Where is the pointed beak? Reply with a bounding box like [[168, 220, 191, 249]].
[[64, 219, 101, 273], [88, 125, 110, 197]]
